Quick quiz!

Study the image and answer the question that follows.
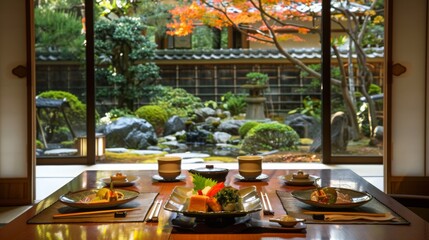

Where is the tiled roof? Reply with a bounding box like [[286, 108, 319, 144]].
[[35, 47, 384, 61], [153, 47, 384, 61]]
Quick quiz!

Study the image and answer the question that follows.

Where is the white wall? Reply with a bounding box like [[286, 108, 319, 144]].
[[391, 0, 428, 176], [0, 0, 28, 177]]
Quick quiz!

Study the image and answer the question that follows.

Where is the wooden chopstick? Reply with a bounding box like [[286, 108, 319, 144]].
[[151, 200, 163, 222], [264, 193, 273, 213], [303, 211, 386, 217], [146, 200, 162, 222], [260, 192, 274, 215], [260, 191, 268, 211], [53, 208, 140, 219]]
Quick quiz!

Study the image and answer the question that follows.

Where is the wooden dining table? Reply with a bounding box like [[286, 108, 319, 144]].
[[0, 168, 427, 240]]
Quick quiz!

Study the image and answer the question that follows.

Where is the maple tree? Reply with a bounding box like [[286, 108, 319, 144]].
[[167, 0, 384, 140]]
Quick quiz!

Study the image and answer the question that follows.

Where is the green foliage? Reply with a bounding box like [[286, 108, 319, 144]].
[[356, 84, 382, 137], [96, 0, 141, 17], [94, 17, 160, 110], [34, 7, 85, 58], [204, 100, 219, 110], [135, 105, 168, 135], [288, 96, 321, 121], [245, 72, 269, 85], [362, 24, 384, 47], [368, 83, 382, 95], [149, 86, 204, 118], [60, 140, 75, 148], [191, 26, 229, 50], [36, 140, 45, 149], [107, 108, 134, 119], [221, 92, 246, 116], [191, 173, 217, 191], [37, 91, 88, 133], [241, 122, 300, 154], [238, 121, 261, 138]]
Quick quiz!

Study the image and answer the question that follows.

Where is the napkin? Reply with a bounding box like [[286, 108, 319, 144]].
[[323, 212, 396, 221]]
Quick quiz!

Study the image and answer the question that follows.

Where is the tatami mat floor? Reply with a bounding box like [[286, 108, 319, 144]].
[[0, 163, 383, 226]]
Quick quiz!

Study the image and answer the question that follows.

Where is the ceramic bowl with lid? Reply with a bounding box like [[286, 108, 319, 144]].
[[292, 170, 309, 179], [188, 165, 229, 182]]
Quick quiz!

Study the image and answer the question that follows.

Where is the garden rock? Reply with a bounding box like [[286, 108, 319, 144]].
[[369, 126, 384, 147], [205, 116, 221, 125], [164, 116, 186, 136], [147, 146, 164, 151], [194, 107, 217, 122], [217, 120, 246, 135], [374, 126, 383, 140], [186, 128, 212, 144], [129, 150, 164, 155], [43, 148, 77, 156], [213, 132, 232, 143], [162, 141, 189, 151], [284, 113, 319, 138], [214, 143, 240, 156], [99, 117, 158, 149], [310, 112, 349, 153], [166, 152, 210, 159], [106, 148, 128, 153]]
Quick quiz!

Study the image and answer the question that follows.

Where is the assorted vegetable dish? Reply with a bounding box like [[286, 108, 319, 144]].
[[187, 174, 241, 212]]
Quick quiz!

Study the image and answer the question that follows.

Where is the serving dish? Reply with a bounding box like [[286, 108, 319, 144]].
[[164, 186, 262, 218], [188, 165, 229, 182], [234, 173, 269, 182], [282, 174, 319, 186], [152, 174, 186, 182], [291, 188, 373, 209], [99, 176, 140, 187], [59, 189, 139, 209]]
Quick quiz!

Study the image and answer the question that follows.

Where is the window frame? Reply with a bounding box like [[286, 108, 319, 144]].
[[36, 0, 383, 165]]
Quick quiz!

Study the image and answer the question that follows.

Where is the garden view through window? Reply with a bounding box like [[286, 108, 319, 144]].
[[35, 0, 384, 165]]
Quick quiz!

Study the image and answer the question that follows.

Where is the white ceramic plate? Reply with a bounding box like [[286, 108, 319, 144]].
[[100, 176, 140, 187], [164, 186, 262, 218], [282, 175, 319, 186], [234, 173, 269, 182], [152, 174, 186, 182], [291, 188, 373, 209], [59, 189, 139, 209]]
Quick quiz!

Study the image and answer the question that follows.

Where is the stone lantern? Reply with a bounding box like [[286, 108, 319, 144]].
[[242, 72, 269, 120]]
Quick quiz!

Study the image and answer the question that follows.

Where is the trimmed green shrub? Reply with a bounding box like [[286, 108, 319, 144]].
[[135, 105, 168, 136], [239, 121, 261, 138], [149, 86, 203, 118], [245, 72, 269, 85], [60, 140, 75, 148], [241, 122, 300, 154]]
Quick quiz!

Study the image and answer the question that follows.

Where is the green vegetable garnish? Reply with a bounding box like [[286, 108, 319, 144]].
[[215, 187, 239, 205], [191, 173, 217, 192]]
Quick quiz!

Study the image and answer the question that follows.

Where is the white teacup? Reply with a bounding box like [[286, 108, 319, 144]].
[[157, 156, 182, 180], [237, 155, 263, 179]]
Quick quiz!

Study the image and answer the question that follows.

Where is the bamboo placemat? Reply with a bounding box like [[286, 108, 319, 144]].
[[28, 192, 158, 224], [276, 190, 409, 225]]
